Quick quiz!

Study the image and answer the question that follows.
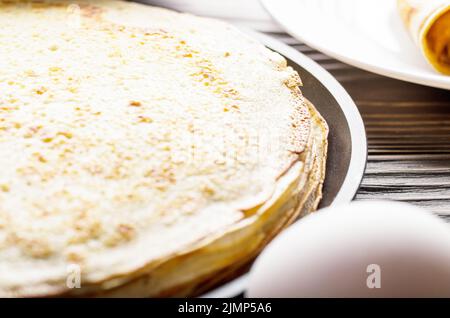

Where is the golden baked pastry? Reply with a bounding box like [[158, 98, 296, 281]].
[[0, 0, 328, 297], [398, 0, 450, 74]]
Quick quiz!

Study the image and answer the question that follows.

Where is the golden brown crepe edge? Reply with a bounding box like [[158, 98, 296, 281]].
[[398, 0, 450, 75]]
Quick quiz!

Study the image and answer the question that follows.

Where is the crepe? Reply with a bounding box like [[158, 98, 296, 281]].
[[0, 0, 328, 297], [398, 0, 450, 74]]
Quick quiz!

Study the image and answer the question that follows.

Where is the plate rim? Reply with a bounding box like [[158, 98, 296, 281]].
[[261, 0, 450, 91], [202, 30, 367, 298]]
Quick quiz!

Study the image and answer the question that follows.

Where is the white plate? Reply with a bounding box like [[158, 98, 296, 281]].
[[202, 30, 367, 298], [262, 0, 450, 90]]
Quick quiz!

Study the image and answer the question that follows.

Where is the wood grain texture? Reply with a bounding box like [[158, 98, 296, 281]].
[[142, 1, 450, 220]]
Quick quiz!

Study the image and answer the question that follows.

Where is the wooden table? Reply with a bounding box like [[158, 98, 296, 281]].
[[144, 0, 450, 221]]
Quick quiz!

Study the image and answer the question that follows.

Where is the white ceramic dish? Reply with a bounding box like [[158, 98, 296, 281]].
[[262, 0, 450, 90], [202, 31, 367, 297]]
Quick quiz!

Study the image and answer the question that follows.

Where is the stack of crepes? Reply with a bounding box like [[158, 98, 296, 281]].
[[398, 0, 450, 74], [0, 0, 328, 297]]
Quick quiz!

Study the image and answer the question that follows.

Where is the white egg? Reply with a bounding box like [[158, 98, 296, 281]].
[[247, 201, 450, 297]]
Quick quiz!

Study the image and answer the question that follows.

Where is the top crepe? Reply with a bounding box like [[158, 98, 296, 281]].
[[0, 0, 328, 297]]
